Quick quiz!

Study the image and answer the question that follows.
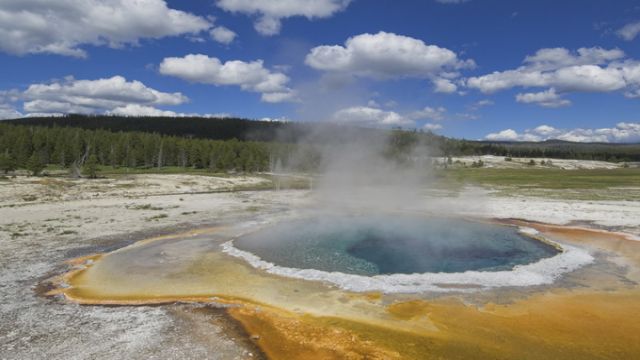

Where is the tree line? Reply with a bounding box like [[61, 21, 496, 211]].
[[2, 116, 639, 178], [0, 123, 305, 175], [437, 139, 640, 162], [7, 115, 640, 162], [6, 114, 310, 142]]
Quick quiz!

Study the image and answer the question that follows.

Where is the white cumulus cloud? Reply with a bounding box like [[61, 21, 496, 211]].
[[617, 21, 640, 41], [485, 122, 640, 143], [433, 78, 458, 93], [423, 123, 443, 131], [1, 76, 188, 116], [0, 104, 22, 120], [409, 106, 447, 121], [515, 88, 571, 108], [469, 99, 494, 111], [485, 129, 522, 141], [330, 103, 454, 128], [331, 106, 413, 128], [108, 104, 230, 118], [305, 31, 474, 91], [210, 26, 237, 44], [21, 76, 187, 114], [466, 47, 640, 107], [533, 125, 557, 136], [159, 54, 295, 103], [523, 47, 625, 70], [108, 104, 182, 117], [260, 116, 290, 122], [0, 0, 211, 58], [216, 0, 351, 36]]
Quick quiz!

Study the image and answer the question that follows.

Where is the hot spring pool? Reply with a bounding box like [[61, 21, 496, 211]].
[[233, 215, 558, 275], [224, 215, 593, 292]]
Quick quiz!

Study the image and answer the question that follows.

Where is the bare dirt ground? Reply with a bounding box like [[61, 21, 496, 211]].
[[0, 174, 307, 360], [1, 173, 638, 359]]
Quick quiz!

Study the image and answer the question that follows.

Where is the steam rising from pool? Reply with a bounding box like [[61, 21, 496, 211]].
[[254, 126, 594, 292]]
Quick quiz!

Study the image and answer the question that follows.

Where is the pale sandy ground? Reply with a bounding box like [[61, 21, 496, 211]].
[[0, 172, 638, 359], [438, 155, 625, 169], [0, 174, 307, 360], [424, 186, 640, 237]]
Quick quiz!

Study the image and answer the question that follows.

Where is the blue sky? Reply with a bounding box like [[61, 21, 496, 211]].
[[1, 0, 640, 142]]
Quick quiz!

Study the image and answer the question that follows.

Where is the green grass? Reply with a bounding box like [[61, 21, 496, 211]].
[[19, 164, 314, 189], [440, 168, 640, 189], [98, 166, 232, 177], [437, 168, 640, 200], [43, 164, 66, 171], [146, 213, 169, 221], [33, 165, 236, 178], [126, 204, 164, 211], [15, 163, 640, 201]]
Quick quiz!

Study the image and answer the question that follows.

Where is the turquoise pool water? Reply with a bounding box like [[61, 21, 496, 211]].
[[234, 215, 559, 276]]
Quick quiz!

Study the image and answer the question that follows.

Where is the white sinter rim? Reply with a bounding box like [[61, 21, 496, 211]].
[[221, 227, 594, 293]]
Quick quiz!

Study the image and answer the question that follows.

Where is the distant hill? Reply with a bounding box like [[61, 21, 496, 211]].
[[4, 114, 398, 145], [468, 139, 640, 162], [5, 114, 306, 142]]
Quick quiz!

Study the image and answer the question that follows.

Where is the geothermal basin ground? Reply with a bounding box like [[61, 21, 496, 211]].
[[1, 166, 640, 359]]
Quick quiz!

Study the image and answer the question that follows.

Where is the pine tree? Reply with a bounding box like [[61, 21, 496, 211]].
[[83, 154, 99, 179], [26, 152, 45, 176], [0, 152, 16, 174]]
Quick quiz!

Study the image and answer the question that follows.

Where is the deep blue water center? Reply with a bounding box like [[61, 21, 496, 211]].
[[234, 215, 559, 275]]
